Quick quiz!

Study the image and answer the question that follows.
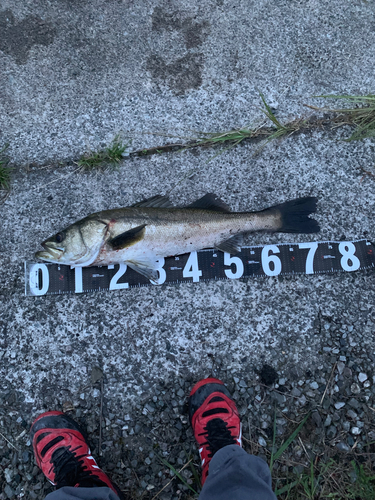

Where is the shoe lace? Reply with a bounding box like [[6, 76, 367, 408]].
[[50, 445, 95, 487], [199, 418, 237, 458]]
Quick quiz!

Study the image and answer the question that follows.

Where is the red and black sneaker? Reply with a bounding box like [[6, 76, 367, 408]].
[[30, 411, 123, 499], [189, 377, 242, 486]]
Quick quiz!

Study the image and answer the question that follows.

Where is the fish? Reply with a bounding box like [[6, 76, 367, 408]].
[[35, 194, 320, 283]]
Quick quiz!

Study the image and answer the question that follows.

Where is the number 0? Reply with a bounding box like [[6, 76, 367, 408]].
[[29, 264, 49, 296]]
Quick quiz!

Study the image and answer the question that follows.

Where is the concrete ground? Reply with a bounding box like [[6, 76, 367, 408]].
[[0, 1, 375, 499]]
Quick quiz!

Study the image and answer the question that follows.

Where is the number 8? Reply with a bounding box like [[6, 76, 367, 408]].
[[338, 242, 360, 271]]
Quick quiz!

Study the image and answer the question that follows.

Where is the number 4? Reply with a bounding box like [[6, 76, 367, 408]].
[[183, 252, 202, 282]]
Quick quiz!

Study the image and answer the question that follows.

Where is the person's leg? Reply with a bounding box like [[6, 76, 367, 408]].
[[189, 378, 277, 500], [30, 411, 122, 500]]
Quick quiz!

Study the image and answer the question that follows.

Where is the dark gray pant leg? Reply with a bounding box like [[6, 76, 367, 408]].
[[44, 486, 120, 500], [198, 445, 277, 500]]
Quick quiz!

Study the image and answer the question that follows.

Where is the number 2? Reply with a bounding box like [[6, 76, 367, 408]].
[[108, 263, 129, 290]]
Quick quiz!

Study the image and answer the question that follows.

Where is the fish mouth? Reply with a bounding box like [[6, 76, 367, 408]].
[[35, 242, 64, 262]]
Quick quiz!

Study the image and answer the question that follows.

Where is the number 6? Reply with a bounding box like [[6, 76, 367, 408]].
[[261, 245, 281, 276]]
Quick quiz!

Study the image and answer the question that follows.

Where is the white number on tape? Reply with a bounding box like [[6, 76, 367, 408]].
[[108, 264, 129, 290], [29, 264, 49, 296], [183, 252, 202, 282], [261, 245, 282, 276], [153, 258, 166, 285], [298, 242, 318, 274], [338, 242, 360, 271], [224, 253, 244, 279]]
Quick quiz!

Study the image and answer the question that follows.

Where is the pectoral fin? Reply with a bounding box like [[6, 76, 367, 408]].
[[108, 224, 146, 250], [216, 234, 244, 254], [126, 258, 160, 284]]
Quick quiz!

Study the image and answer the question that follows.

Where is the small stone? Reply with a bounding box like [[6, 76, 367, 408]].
[[272, 392, 286, 404], [239, 379, 247, 388], [291, 387, 301, 397], [4, 485, 15, 499], [21, 451, 30, 463], [351, 383, 361, 394], [364, 380, 371, 388], [358, 373, 368, 383], [337, 362, 345, 375], [92, 389, 100, 398], [351, 427, 361, 435], [343, 421, 350, 431], [310, 382, 319, 389], [145, 457, 151, 465], [347, 409, 357, 419], [258, 436, 267, 447], [279, 378, 286, 385], [327, 425, 337, 439], [298, 395, 307, 406], [80, 393, 85, 400], [312, 411, 322, 427], [334, 402, 345, 410], [324, 415, 332, 427], [91, 366, 103, 384], [336, 442, 350, 451], [348, 398, 360, 409], [233, 377, 240, 384], [4, 468, 13, 483], [177, 388, 185, 398], [323, 347, 331, 352], [339, 356, 346, 362]]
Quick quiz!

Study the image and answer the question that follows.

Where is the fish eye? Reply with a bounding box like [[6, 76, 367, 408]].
[[55, 232, 65, 243]]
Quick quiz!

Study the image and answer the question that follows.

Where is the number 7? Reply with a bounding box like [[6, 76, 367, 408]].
[[298, 242, 318, 274]]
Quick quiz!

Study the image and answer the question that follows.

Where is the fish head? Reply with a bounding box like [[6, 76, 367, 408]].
[[35, 219, 108, 266]]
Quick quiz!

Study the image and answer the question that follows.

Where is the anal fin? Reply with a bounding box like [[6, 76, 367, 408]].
[[126, 257, 160, 284], [216, 234, 244, 254]]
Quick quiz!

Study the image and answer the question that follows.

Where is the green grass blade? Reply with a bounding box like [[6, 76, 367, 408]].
[[259, 93, 286, 130], [160, 457, 198, 495], [274, 479, 300, 496], [272, 412, 310, 464], [269, 409, 277, 471]]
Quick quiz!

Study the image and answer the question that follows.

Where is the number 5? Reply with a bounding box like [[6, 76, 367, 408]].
[[224, 253, 244, 279]]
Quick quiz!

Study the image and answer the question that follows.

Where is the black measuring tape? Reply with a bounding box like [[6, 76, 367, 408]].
[[25, 239, 375, 296]]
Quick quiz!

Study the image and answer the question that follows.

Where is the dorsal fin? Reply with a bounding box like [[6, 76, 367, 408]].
[[132, 195, 174, 208], [186, 193, 231, 212]]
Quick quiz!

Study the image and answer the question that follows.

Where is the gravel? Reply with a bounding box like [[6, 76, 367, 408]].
[[2, 321, 375, 500]]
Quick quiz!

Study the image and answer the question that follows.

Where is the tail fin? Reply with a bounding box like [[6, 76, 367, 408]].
[[266, 197, 320, 233]]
